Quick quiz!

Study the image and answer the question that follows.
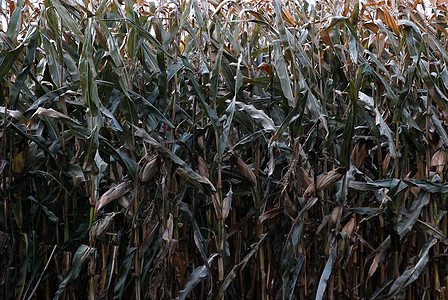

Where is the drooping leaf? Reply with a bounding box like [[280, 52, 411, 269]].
[[26, 82, 80, 112], [6, 0, 23, 41], [273, 40, 294, 107], [80, 20, 99, 116], [114, 247, 137, 299], [367, 192, 431, 278], [177, 199, 209, 270], [375, 107, 397, 158], [31, 107, 81, 125], [217, 234, 268, 299], [416, 220, 448, 244], [340, 91, 357, 168], [181, 56, 221, 132], [0, 107, 26, 123], [54, 245, 95, 300], [0, 45, 23, 78], [175, 253, 218, 300], [210, 44, 224, 104], [48, 0, 84, 42], [282, 254, 305, 300], [115, 18, 173, 59], [82, 125, 100, 174], [220, 96, 235, 157], [387, 238, 437, 297], [235, 101, 276, 131], [315, 242, 337, 300]]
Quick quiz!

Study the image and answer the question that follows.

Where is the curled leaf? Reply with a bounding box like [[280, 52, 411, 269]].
[[31, 107, 81, 125], [95, 181, 133, 213], [256, 62, 273, 75], [236, 157, 257, 187], [89, 212, 120, 244], [304, 167, 346, 197], [197, 155, 209, 179], [222, 188, 233, 222], [211, 193, 222, 220], [139, 155, 159, 183], [430, 150, 448, 177], [342, 217, 356, 237], [0, 106, 26, 123], [162, 214, 174, 242], [176, 167, 216, 191]]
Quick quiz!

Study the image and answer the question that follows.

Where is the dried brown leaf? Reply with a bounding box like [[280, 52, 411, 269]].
[[259, 206, 283, 224], [222, 188, 233, 222], [382, 152, 391, 174], [363, 21, 379, 33], [176, 167, 202, 188], [316, 167, 346, 190], [368, 251, 382, 279], [216, 233, 268, 299], [299, 167, 313, 188], [176, 167, 216, 191], [0, 106, 26, 123], [352, 140, 367, 168], [89, 212, 119, 244], [304, 167, 346, 197], [31, 107, 80, 124], [256, 62, 273, 75], [383, 8, 400, 35], [117, 196, 132, 216], [342, 217, 356, 237], [430, 149, 448, 177], [236, 157, 257, 187], [197, 155, 209, 179], [281, 7, 295, 26], [162, 213, 174, 242], [95, 181, 132, 213], [12, 145, 28, 174], [212, 193, 222, 220], [329, 206, 343, 231], [139, 155, 159, 183]]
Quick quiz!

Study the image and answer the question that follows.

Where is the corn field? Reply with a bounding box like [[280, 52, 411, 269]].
[[2, 0, 448, 299]]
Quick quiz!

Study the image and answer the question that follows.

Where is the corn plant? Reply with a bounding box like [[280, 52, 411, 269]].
[[2, 0, 448, 299]]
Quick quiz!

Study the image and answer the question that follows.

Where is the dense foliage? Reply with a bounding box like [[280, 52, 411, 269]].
[[2, 0, 448, 298]]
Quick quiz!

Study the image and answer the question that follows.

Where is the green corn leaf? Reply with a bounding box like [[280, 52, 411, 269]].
[[82, 125, 100, 174], [80, 20, 99, 115], [6, 0, 23, 42], [340, 90, 357, 168], [210, 44, 223, 104], [114, 18, 173, 59], [181, 56, 221, 132], [176, 253, 218, 300], [0, 45, 23, 78], [54, 245, 96, 300], [48, 0, 84, 42], [387, 238, 437, 297], [97, 20, 131, 99], [282, 254, 305, 300], [114, 247, 137, 298], [273, 40, 294, 107], [316, 242, 337, 300]]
